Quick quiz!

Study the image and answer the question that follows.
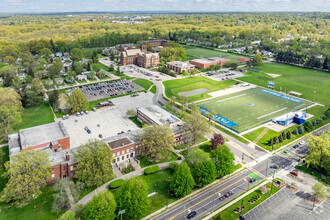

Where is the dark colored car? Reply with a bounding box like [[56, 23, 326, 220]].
[[187, 211, 197, 219], [290, 171, 298, 176], [249, 178, 257, 183], [293, 145, 299, 149], [270, 165, 279, 169], [228, 190, 234, 196], [224, 192, 230, 198]]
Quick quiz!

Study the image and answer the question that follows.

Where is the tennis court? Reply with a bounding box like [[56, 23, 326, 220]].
[[197, 87, 312, 132]]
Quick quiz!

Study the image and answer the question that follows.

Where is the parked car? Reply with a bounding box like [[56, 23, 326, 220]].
[[290, 171, 298, 176], [87, 129, 91, 134], [293, 145, 299, 149], [270, 165, 279, 169], [219, 196, 225, 201], [228, 190, 234, 196], [249, 178, 257, 183], [187, 211, 197, 219], [299, 140, 305, 145]]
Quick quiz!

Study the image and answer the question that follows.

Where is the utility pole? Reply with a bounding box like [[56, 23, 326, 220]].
[[118, 209, 126, 220], [270, 171, 275, 195], [265, 159, 269, 178]]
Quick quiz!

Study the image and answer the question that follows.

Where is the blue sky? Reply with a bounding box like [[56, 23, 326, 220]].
[[1, 0, 329, 13]]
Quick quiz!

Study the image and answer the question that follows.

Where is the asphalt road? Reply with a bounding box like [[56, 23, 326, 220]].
[[154, 154, 293, 220]]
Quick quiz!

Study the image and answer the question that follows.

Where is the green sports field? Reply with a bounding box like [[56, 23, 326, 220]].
[[197, 87, 312, 132], [183, 45, 248, 63]]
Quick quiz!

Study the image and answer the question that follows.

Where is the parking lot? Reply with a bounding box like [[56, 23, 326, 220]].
[[204, 70, 245, 81], [244, 187, 329, 220], [122, 65, 174, 81], [61, 92, 154, 148], [65, 79, 143, 101]]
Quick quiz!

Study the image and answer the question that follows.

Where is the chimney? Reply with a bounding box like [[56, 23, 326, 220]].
[[66, 152, 70, 161]]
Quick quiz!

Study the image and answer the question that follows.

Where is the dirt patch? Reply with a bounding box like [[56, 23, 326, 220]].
[[34, 108, 39, 111], [178, 88, 210, 97], [266, 73, 281, 78], [58, 93, 68, 109]]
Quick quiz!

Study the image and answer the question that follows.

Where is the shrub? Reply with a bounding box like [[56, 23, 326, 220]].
[[292, 128, 298, 135], [109, 179, 125, 189], [298, 126, 305, 134], [144, 165, 160, 175], [169, 162, 178, 172]]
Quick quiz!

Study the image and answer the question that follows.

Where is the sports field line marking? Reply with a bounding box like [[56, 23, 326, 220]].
[[295, 104, 305, 109], [216, 93, 246, 103], [257, 107, 287, 120]]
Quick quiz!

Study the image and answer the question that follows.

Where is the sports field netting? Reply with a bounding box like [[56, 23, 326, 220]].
[[197, 88, 312, 133]]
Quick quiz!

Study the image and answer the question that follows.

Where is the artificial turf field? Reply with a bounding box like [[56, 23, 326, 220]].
[[197, 87, 312, 132]]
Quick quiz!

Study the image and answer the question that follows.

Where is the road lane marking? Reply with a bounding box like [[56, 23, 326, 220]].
[[168, 175, 248, 220]]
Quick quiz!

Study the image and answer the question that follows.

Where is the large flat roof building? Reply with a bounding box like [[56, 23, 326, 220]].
[[137, 105, 181, 126], [189, 57, 230, 69]]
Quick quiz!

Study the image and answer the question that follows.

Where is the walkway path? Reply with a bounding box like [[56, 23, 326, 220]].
[[75, 161, 181, 206]]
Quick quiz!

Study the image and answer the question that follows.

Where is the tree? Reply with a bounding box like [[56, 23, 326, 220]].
[[140, 124, 174, 161], [306, 134, 330, 171], [75, 140, 114, 187], [72, 62, 83, 74], [91, 63, 100, 72], [159, 46, 186, 62], [254, 54, 263, 66], [182, 112, 210, 143], [117, 178, 149, 220], [39, 48, 52, 59], [210, 133, 225, 150], [1, 149, 51, 206], [126, 109, 137, 118], [48, 60, 63, 79], [189, 159, 217, 188], [292, 128, 298, 135], [0, 88, 22, 136], [59, 211, 76, 220], [52, 179, 84, 213], [70, 48, 83, 61], [211, 145, 235, 177], [230, 63, 238, 70], [281, 131, 286, 140], [190, 102, 199, 114], [298, 125, 305, 134], [278, 135, 283, 143], [312, 182, 327, 200], [0, 65, 17, 87], [303, 120, 313, 131], [286, 131, 291, 140], [170, 162, 195, 198], [83, 191, 116, 220], [68, 89, 89, 113]]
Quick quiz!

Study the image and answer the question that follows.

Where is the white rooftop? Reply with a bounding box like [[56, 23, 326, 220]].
[[138, 105, 181, 125]]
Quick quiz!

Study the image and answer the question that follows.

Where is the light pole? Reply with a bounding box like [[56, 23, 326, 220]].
[[118, 209, 126, 220], [313, 90, 316, 103], [239, 199, 244, 218]]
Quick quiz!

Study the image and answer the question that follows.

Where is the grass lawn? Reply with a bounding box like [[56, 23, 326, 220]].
[[213, 124, 250, 144], [174, 136, 208, 150], [183, 45, 249, 63], [133, 78, 153, 90], [213, 183, 279, 220], [138, 152, 179, 168], [150, 85, 157, 94], [12, 102, 54, 131], [243, 127, 266, 142], [0, 186, 64, 220], [198, 87, 311, 132], [129, 116, 143, 128], [163, 76, 236, 103], [238, 63, 330, 105], [111, 168, 177, 217]]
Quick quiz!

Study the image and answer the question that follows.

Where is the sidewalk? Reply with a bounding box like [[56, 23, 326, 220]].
[[75, 161, 180, 206]]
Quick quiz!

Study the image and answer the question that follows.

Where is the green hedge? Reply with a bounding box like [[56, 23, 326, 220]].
[[144, 165, 160, 175], [109, 179, 125, 189]]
